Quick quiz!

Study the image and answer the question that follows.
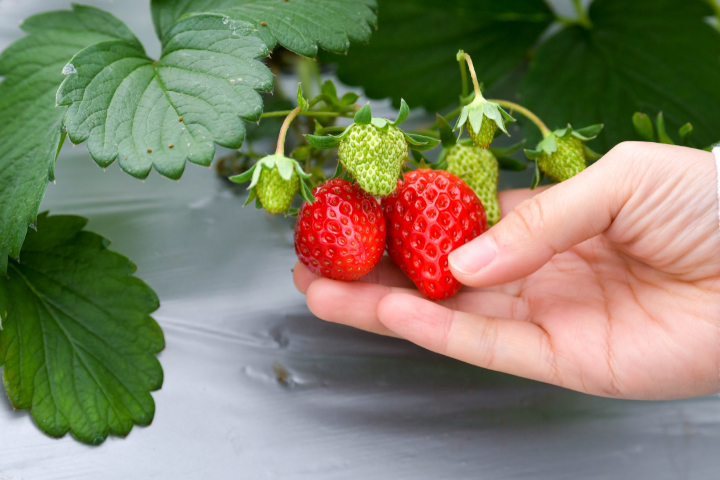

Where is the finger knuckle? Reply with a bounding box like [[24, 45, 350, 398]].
[[507, 196, 546, 242]]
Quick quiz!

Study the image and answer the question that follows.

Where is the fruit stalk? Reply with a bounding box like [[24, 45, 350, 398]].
[[261, 110, 355, 118], [458, 55, 469, 98], [489, 99, 552, 138], [275, 105, 303, 155], [459, 52, 483, 99]]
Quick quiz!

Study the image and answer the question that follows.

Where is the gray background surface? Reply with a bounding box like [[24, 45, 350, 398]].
[[1, 1, 720, 478]]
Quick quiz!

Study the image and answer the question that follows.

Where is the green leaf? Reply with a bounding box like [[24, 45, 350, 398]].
[[324, 0, 553, 110], [354, 103, 372, 125], [583, 144, 603, 161], [275, 155, 295, 181], [490, 139, 526, 157], [371, 118, 389, 130], [299, 179, 316, 203], [530, 158, 544, 189], [632, 112, 655, 142], [229, 164, 256, 184], [339, 92, 360, 106], [522, 0, 720, 151], [297, 84, 308, 111], [305, 134, 340, 149], [391, 99, 410, 126], [436, 114, 457, 148], [57, 13, 273, 181], [330, 161, 345, 180], [679, 123, 694, 146], [151, 0, 378, 58], [321, 80, 339, 105], [656, 112, 675, 145], [0, 5, 145, 274], [405, 133, 440, 151], [524, 148, 542, 161], [497, 156, 528, 171], [243, 187, 258, 206], [572, 124, 604, 140], [0, 213, 163, 445]]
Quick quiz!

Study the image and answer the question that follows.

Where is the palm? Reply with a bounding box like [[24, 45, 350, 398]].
[[486, 235, 719, 399]]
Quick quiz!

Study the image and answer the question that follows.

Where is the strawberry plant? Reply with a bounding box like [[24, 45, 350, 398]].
[[1, 0, 719, 445]]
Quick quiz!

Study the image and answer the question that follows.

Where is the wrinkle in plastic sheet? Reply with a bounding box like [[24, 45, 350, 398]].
[[2, 2, 720, 479]]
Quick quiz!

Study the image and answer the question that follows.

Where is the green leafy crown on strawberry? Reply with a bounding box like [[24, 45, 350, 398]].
[[454, 51, 515, 149], [524, 124, 603, 187], [305, 100, 439, 196], [229, 85, 316, 214], [229, 154, 313, 214]]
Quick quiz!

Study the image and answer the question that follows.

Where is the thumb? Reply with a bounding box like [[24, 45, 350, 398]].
[[449, 145, 634, 287]]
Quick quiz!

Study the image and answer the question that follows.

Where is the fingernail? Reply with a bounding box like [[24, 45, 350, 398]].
[[449, 236, 497, 274]]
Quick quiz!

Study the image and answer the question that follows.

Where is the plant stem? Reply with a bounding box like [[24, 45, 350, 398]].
[[316, 125, 348, 135], [458, 56, 469, 98], [571, 0, 593, 28], [410, 129, 440, 139], [460, 53, 483, 99], [488, 99, 552, 138], [276, 106, 303, 155], [261, 110, 354, 118]]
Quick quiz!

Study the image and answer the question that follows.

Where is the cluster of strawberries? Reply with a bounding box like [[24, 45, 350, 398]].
[[234, 53, 603, 300], [294, 171, 487, 300]]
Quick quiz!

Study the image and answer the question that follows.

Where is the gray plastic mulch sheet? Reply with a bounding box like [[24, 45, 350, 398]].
[[2, 1, 720, 479]]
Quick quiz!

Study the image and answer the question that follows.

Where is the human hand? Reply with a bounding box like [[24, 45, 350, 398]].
[[294, 142, 720, 400]]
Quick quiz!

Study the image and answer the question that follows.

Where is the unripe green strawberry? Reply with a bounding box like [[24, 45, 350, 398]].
[[524, 124, 604, 184], [229, 153, 313, 215], [337, 123, 408, 196], [256, 165, 300, 214], [445, 144, 500, 225], [536, 135, 585, 182], [465, 115, 497, 149], [454, 95, 514, 149]]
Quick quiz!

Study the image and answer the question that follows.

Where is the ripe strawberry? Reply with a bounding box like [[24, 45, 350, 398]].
[[525, 124, 604, 183], [337, 123, 408, 196], [256, 165, 299, 214], [445, 144, 500, 226], [295, 179, 385, 281], [383, 169, 487, 300]]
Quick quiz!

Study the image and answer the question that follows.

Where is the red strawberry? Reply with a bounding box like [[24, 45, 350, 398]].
[[295, 179, 385, 281], [383, 169, 487, 300]]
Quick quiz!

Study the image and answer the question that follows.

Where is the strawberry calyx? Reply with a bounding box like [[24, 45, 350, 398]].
[[304, 102, 440, 196], [524, 124, 604, 187], [453, 94, 515, 148], [304, 100, 439, 152], [229, 153, 314, 214]]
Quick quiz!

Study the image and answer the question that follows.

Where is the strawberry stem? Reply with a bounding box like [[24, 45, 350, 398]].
[[458, 56, 469, 99], [261, 110, 355, 118], [489, 99, 552, 138], [460, 53, 483, 99], [275, 106, 303, 155]]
